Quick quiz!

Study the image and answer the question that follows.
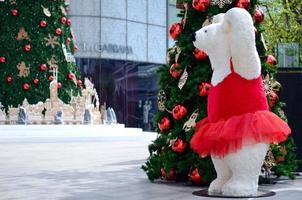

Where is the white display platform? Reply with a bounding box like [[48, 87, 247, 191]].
[[0, 124, 147, 142]]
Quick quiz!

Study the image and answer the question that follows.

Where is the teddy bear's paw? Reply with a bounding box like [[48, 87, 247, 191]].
[[221, 178, 257, 197], [208, 178, 227, 194]]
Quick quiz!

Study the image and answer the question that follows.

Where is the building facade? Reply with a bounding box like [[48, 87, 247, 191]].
[[69, 0, 169, 129]]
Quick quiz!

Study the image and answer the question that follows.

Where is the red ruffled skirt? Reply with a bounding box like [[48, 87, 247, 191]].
[[190, 111, 291, 158]]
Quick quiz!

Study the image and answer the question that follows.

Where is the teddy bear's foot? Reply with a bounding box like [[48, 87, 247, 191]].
[[208, 178, 227, 194], [221, 175, 258, 196], [208, 157, 232, 194]]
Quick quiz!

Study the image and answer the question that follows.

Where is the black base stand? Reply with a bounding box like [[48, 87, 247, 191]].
[[192, 189, 276, 198]]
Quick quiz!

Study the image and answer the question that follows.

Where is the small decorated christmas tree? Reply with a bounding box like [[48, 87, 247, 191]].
[[142, 0, 299, 184], [0, 0, 81, 110]]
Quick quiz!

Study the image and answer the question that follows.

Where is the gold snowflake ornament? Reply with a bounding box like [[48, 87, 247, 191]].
[[44, 34, 60, 49], [211, 0, 232, 8]]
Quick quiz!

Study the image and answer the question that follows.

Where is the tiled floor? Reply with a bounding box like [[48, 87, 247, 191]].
[[0, 127, 301, 200]]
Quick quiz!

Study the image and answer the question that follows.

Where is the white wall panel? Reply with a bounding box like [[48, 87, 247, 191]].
[[101, 18, 127, 60], [148, 25, 166, 64], [127, 22, 147, 62]]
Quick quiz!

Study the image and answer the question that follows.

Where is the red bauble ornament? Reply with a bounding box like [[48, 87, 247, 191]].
[[73, 44, 78, 51], [11, 9, 18, 16], [269, 91, 279, 108], [172, 139, 187, 153], [192, 0, 210, 12], [66, 37, 71, 45], [158, 117, 171, 131], [266, 55, 277, 65], [22, 83, 30, 91], [77, 79, 82, 86], [39, 20, 47, 27], [169, 23, 182, 40], [161, 168, 175, 180], [0, 56, 6, 63], [6, 76, 13, 83], [190, 168, 202, 183], [172, 105, 187, 120], [40, 64, 47, 71], [33, 78, 39, 85], [66, 19, 72, 26], [199, 82, 211, 97], [24, 44, 31, 52], [57, 82, 62, 89], [236, 0, 250, 10], [60, 16, 67, 24], [169, 63, 183, 79], [67, 72, 75, 80], [48, 75, 54, 81], [254, 8, 264, 23], [193, 48, 208, 60], [55, 28, 62, 35]]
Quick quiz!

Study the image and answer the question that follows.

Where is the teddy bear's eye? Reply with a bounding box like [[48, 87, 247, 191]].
[[204, 30, 207, 33]]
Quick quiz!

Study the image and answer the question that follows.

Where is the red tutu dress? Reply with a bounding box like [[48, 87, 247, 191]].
[[190, 60, 291, 158]]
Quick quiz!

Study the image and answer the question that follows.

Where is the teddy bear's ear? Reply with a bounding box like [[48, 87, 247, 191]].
[[221, 17, 232, 33], [212, 13, 225, 24]]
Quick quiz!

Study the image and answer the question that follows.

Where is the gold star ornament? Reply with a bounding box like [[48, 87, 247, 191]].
[[17, 61, 30, 77]]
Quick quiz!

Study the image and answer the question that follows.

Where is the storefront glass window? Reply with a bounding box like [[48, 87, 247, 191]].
[[76, 58, 159, 130]]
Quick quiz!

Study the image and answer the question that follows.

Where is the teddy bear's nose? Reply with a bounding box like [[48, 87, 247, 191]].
[[192, 33, 196, 42]]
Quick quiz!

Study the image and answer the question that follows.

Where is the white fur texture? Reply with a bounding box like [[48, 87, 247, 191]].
[[193, 8, 269, 196], [193, 8, 261, 86], [209, 143, 269, 196]]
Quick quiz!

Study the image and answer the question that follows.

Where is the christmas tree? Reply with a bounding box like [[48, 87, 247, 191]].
[[142, 0, 299, 184], [0, 0, 81, 110]]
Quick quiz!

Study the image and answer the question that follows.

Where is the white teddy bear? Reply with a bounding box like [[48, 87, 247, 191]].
[[190, 8, 290, 196]]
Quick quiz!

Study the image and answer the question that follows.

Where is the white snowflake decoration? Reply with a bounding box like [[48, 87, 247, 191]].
[[211, 0, 232, 8], [263, 74, 273, 95]]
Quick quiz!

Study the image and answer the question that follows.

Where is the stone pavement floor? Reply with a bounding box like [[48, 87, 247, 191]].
[[0, 132, 301, 200]]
